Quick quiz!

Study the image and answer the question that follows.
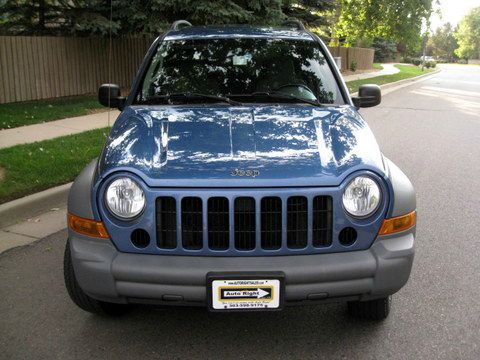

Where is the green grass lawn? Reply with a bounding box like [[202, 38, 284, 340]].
[[0, 128, 108, 204], [0, 95, 104, 130], [373, 63, 383, 70], [346, 64, 434, 93]]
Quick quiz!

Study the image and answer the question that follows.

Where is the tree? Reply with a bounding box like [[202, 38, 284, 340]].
[[427, 23, 458, 61], [282, 0, 334, 28], [332, 0, 434, 53], [455, 7, 480, 60], [0, 0, 335, 36], [372, 38, 398, 62], [0, 0, 115, 36], [113, 0, 290, 35]]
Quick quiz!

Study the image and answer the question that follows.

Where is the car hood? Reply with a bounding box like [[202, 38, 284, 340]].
[[98, 105, 385, 187]]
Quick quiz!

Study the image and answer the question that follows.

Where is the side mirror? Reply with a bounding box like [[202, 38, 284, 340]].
[[352, 84, 381, 108], [98, 84, 125, 110]]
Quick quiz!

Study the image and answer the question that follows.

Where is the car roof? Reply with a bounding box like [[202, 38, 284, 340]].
[[163, 25, 315, 41]]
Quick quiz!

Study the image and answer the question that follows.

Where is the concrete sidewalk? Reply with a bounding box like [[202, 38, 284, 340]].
[[0, 205, 66, 254], [0, 182, 71, 253], [0, 109, 120, 149], [342, 63, 400, 82]]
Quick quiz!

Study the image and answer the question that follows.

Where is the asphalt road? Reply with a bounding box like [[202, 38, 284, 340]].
[[1, 64, 479, 359]]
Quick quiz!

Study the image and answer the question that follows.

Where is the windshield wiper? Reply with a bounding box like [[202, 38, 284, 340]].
[[229, 92, 321, 106], [142, 92, 243, 106], [252, 92, 321, 106]]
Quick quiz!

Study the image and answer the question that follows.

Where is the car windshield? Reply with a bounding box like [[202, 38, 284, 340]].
[[136, 37, 344, 105]]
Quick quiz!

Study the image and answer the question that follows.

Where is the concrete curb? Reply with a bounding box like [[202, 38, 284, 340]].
[[379, 68, 441, 91], [350, 68, 441, 97], [0, 182, 71, 228]]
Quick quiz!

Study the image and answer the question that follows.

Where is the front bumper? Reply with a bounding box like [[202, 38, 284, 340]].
[[69, 229, 414, 306]]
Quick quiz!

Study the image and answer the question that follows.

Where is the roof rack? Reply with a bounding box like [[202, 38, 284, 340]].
[[282, 19, 306, 31], [171, 20, 192, 31]]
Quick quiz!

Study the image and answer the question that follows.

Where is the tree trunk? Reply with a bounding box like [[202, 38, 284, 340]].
[[38, 0, 46, 34]]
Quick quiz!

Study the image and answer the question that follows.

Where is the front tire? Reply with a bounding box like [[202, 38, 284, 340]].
[[347, 296, 391, 320], [63, 239, 130, 316]]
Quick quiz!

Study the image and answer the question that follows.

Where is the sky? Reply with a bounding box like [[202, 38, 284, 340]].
[[429, 0, 480, 30]]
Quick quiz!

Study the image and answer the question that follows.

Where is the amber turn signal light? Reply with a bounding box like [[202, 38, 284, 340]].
[[67, 213, 109, 238], [378, 211, 416, 236]]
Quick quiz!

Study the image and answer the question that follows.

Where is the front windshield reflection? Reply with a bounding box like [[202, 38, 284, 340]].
[[137, 38, 342, 105]]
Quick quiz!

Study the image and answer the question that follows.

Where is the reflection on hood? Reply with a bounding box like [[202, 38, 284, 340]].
[[99, 105, 385, 187]]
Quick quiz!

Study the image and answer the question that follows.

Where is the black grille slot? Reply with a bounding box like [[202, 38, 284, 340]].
[[156, 197, 177, 249], [261, 197, 282, 250], [234, 197, 256, 250], [182, 197, 203, 250], [208, 197, 229, 250], [312, 196, 333, 247], [287, 196, 308, 249]]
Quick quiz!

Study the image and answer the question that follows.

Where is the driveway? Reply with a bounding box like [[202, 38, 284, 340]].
[[1, 64, 479, 360]]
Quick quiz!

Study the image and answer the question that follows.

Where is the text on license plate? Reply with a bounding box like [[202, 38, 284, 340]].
[[211, 279, 280, 310]]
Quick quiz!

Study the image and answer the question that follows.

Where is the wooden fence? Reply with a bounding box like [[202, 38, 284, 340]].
[[0, 36, 152, 104], [327, 46, 375, 72], [0, 36, 374, 104]]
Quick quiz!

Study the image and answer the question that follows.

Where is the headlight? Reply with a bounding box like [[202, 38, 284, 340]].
[[105, 177, 145, 219], [342, 176, 381, 218]]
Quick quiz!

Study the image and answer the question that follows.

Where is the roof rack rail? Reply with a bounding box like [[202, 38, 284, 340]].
[[282, 19, 306, 31], [171, 20, 192, 31]]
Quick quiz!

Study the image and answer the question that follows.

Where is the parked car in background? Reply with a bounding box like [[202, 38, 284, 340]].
[[64, 20, 416, 321], [421, 56, 436, 62]]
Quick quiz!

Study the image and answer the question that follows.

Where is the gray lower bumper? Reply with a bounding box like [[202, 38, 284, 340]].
[[69, 229, 414, 306]]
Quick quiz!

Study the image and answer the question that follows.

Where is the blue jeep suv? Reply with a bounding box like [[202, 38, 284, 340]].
[[64, 20, 416, 320]]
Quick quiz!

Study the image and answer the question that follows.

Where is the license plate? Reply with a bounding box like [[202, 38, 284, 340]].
[[207, 273, 284, 311]]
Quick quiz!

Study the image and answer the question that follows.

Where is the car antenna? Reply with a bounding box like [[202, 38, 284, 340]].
[[171, 20, 193, 31], [107, 0, 113, 129]]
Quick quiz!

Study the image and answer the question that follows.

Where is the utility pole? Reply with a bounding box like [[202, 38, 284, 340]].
[[421, 33, 428, 71]]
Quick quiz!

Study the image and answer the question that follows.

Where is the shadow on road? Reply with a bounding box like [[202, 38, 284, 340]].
[[75, 303, 386, 358]]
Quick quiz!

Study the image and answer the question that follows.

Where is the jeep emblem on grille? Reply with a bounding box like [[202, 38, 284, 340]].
[[230, 169, 260, 177]]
